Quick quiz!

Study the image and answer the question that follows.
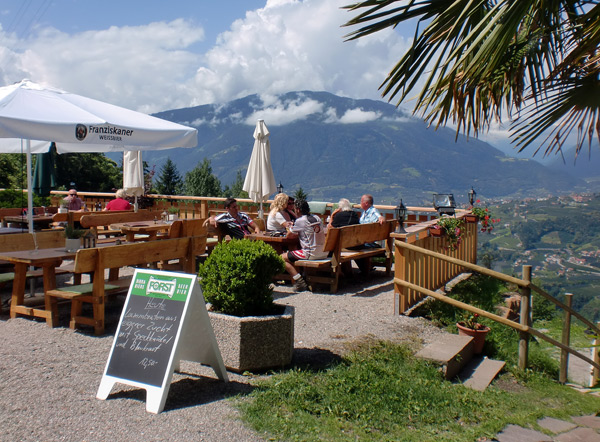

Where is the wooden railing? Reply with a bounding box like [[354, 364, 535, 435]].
[[49, 191, 454, 222], [393, 237, 600, 386], [392, 214, 479, 314]]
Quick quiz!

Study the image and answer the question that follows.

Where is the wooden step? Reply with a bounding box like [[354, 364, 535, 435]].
[[459, 356, 506, 391], [415, 334, 474, 380]]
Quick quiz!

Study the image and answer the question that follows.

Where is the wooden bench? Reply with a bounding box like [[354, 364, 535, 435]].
[[45, 235, 207, 335], [0, 230, 73, 314], [78, 210, 157, 238], [295, 220, 397, 293]]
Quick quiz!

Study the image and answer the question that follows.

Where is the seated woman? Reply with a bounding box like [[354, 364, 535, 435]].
[[267, 193, 293, 234], [103, 189, 132, 211], [328, 198, 360, 228]]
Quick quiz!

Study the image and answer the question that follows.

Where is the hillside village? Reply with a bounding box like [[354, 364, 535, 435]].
[[479, 192, 600, 320]]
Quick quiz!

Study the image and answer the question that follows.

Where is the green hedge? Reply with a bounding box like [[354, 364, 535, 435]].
[[198, 239, 285, 317]]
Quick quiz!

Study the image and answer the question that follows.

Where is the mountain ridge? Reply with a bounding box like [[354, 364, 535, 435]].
[[143, 91, 589, 205]]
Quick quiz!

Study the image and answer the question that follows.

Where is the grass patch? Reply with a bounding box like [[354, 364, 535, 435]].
[[235, 342, 600, 441]]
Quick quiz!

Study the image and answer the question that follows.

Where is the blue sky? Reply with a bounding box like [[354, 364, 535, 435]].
[[0, 0, 530, 158], [0, 0, 412, 113]]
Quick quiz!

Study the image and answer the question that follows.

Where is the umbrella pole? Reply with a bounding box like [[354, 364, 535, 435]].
[[26, 140, 34, 235]]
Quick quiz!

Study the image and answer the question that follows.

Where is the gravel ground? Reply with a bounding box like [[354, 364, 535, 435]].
[[0, 268, 449, 442]]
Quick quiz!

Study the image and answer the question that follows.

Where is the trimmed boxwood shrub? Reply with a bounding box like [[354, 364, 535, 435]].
[[198, 239, 285, 317]]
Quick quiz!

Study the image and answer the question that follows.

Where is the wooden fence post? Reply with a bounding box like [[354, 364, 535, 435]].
[[591, 321, 600, 388], [518, 265, 532, 370], [559, 293, 573, 383], [393, 236, 407, 314]]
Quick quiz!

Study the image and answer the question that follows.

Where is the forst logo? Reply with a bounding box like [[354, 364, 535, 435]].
[[147, 276, 176, 298]]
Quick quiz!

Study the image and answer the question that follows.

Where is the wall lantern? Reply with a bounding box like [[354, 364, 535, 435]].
[[395, 199, 407, 234], [468, 187, 477, 206], [276, 181, 284, 194]]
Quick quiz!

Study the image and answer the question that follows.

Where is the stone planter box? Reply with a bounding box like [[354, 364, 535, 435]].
[[65, 238, 81, 252], [208, 304, 294, 373]]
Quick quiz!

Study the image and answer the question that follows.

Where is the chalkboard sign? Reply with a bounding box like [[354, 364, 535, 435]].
[[97, 269, 228, 413]]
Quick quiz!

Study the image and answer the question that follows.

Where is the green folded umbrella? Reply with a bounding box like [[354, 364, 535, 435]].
[[32, 142, 57, 196]]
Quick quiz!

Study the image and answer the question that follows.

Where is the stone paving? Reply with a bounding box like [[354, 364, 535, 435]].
[[494, 413, 600, 441]]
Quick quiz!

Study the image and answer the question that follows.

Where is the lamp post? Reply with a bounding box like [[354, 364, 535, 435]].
[[468, 187, 476, 206], [277, 181, 284, 194], [395, 199, 407, 234]]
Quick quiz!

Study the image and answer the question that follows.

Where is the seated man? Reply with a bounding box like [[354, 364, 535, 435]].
[[63, 188, 87, 212], [208, 197, 260, 239], [357, 194, 384, 273], [281, 200, 327, 292]]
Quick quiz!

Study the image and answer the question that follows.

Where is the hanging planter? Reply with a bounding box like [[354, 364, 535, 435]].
[[428, 226, 444, 237], [464, 214, 479, 223]]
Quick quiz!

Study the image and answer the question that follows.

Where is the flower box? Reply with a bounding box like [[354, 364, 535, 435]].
[[428, 226, 443, 237], [464, 214, 479, 223]]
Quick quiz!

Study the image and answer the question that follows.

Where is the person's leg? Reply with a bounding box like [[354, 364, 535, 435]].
[[281, 251, 299, 277], [283, 251, 308, 291]]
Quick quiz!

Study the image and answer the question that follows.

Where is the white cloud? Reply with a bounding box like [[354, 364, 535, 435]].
[[0, 1, 411, 113], [245, 95, 324, 125], [338, 108, 381, 124]]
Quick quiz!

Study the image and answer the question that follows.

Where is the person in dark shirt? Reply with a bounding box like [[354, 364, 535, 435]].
[[207, 197, 260, 239], [328, 198, 360, 228]]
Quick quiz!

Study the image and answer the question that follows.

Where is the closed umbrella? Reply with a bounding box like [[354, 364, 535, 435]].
[[242, 120, 276, 219], [0, 80, 197, 232], [123, 150, 144, 210], [32, 142, 57, 196]]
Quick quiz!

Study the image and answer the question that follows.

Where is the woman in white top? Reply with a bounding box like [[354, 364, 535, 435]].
[[267, 193, 293, 233]]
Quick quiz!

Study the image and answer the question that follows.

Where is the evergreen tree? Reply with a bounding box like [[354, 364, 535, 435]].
[[184, 158, 222, 197], [294, 187, 308, 202], [222, 170, 249, 198], [155, 158, 182, 195]]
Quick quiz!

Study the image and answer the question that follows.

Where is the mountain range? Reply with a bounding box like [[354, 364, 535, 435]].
[[140, 91, 592, 206]]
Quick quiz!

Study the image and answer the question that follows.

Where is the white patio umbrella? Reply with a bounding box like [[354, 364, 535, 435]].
[[123, 150, 144, 211], [0, 80, 197, 231], [242, 119, 276, 219]]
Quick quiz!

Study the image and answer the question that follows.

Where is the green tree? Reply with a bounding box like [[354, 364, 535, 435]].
[[0, 154, 24, 188], [293, 187, 308, 202], [154, 158, 182, 195], [222, 170, 249, 198], [343, 1, 600, 157], [184, 158, 222, 197], [54, 153, 121, 191]]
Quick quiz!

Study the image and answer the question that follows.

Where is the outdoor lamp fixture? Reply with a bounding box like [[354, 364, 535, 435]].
[[277, 181, 284, 194], [395, 199, 407, 234], [433, 193, 457, 216], [468, 187, 477, 206]]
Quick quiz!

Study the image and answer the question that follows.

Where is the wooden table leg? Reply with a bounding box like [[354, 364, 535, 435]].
[[43, 264, 58, 327], [9, 262, 27, 319]]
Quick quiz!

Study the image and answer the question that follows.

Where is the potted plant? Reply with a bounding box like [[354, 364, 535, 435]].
[[64, 225, 86, 252], [456, 313, 490, 354], [470, 199, 500, 233], [198, 239, 292, 372], [429, 216, 464, 251], [58, 200, 68, 213], [167, 206, 179, 221]]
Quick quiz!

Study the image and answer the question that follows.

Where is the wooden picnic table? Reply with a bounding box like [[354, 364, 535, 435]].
[[247, 232, 299, 254], [4, 215, 55, 230], [0, 247, 76, 321], [111, 220, 170, 242]]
